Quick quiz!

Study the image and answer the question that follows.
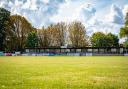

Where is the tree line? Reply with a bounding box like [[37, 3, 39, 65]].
[[0, 8, 128, 52]]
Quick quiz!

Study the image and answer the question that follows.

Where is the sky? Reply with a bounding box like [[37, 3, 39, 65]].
[[0, 0, 128, 36]]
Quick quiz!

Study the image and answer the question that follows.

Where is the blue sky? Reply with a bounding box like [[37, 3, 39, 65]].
[[0, 0, 128, 36]]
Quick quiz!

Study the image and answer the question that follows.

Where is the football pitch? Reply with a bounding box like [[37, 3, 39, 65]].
[[0, 56, 128, 89]]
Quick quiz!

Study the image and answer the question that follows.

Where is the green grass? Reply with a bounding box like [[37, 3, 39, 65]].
[[0, 56, 128, 89]]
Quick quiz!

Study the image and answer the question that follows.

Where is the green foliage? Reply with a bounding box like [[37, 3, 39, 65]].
[[124, 41, 128, 47], [120, 27, 127, 38], [106, 33, 119, 47], [7, 15, 34, 51], [0, 8, 10, 50], [120, 20, 128, 38], [26, 32, 38, 48], [120, 20, 128, 46], [91, 32, 119, 47], [125, 12, 128, 21], [91, 32, 106, 47], [125, 20, 128, 26]]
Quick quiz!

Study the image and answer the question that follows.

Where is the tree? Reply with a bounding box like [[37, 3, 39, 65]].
[[91, 32, 119, 47], [91, 32, 106, 47], [0, 8, 10, 51], [120, 21, 128, 39], [124, 41, 128, 47], [120, 25, 128, 47], [26, 32, 38, 48], [125, 12, 128, 21], [44, 22, 67, 47], [37, 27, 49, 47], [8, 15, 34, 51], [45, 24, 57, 47], [54, 22, 67, 47], [68, 21, 88, 47], [120, 19, 128, 47], [106, 33, 119, 47]]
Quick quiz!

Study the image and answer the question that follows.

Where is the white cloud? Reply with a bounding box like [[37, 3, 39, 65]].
[[105, 4, 124, 24], [51, 1, 125, 36], [87, 18, 122, 36], [123, 5, 128, 19], [22, 0, 38, 10], [86, 4, 125, 36], [0, 0, 127, 37], [51, 1, 96, 24], [0, 0, 66, 28], [75, 3, 96, 23], [42, 0, 50, 4]]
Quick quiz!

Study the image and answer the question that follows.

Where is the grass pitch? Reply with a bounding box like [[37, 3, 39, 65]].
[[0, 56, 128, 89]]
